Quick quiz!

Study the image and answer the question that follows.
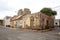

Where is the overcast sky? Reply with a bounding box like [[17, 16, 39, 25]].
[[0, 0, 60, 19]]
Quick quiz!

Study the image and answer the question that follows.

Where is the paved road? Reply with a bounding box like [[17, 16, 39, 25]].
[[0, 26, 60, 40]]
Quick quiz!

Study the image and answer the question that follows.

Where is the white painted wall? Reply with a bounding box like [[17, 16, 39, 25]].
[[14, 20, 23, 28], [4, 17, 11, 26], [54, 19, 59, 26]]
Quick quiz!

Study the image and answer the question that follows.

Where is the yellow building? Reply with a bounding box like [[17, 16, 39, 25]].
[[10, 8, 55, 30]]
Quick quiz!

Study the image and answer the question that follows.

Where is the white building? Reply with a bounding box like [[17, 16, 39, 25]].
[[4, 16, 11, 27], [54, 19, 60, 27]]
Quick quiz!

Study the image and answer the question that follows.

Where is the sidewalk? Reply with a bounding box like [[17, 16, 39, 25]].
[[3, 26, 55, 32]]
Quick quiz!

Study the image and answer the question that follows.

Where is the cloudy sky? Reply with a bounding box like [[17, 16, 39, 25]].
[[0, 0, 60, 19]]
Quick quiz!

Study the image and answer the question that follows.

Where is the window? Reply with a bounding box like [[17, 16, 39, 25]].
[[46, 20, 48, 26], [55, 22, 57, 25], [43, 18, 44, 21]]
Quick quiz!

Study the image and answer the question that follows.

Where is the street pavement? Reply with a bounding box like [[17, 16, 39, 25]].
[[0, 26, 60, 40]]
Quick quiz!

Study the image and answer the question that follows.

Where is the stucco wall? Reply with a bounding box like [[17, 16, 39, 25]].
[[54, 19, 60, 27], [22, 15, 31, 28], [4, 17, 11, 27]]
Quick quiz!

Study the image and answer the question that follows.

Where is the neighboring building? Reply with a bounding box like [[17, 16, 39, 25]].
[[4, 16, 11, 27], [0, 19, 3, 26], [54, 19, 60, 27], [10, 8, 55, 30]]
